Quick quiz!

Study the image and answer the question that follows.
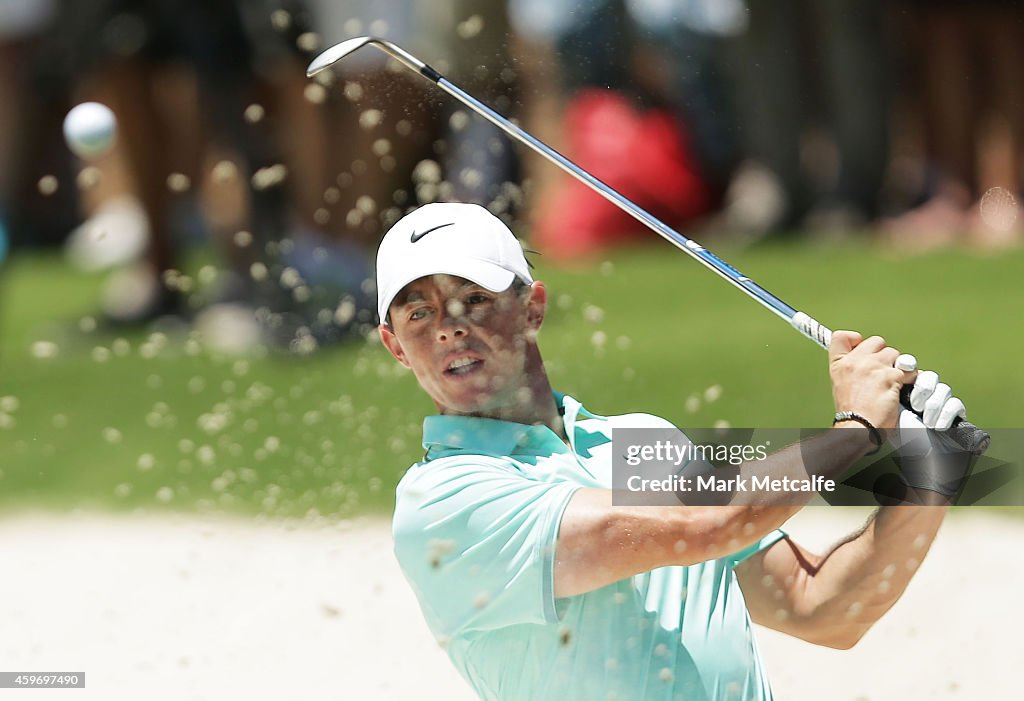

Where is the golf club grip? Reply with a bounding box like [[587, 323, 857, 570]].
[[898, 385, 990, 455]]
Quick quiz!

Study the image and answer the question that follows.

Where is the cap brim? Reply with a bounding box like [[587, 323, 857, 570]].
[[377, 257, 517, 323]]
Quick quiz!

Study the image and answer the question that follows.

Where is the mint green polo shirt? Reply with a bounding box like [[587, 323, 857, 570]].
[[392, 392, 785, 700]]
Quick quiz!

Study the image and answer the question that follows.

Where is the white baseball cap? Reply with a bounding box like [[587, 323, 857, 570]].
[[375, 202, 534, 323]]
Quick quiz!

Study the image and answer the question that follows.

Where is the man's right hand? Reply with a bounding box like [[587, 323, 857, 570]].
[[828, 331, 915, 431]]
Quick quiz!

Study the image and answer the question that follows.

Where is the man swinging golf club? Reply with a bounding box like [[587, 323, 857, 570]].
[[379, 202, 969, 700]]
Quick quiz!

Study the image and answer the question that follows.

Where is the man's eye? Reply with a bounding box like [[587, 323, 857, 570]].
[[409, 308, 429, 321], [466, 294, 489, 305]]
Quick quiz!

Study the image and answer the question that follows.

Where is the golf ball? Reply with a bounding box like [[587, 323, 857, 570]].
[[979, 186, 1018, 231], [63, 102, 117, 159]]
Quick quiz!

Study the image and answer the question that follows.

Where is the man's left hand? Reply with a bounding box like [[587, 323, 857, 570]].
[[891, 409, 977, 498]]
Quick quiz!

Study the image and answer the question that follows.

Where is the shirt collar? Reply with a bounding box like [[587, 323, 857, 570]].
[[422, 392, 600, 459]]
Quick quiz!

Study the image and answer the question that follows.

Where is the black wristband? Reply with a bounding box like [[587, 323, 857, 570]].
[[833, 411, 883, 455]]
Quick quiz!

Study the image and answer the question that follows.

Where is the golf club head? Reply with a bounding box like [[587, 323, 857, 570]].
[[307, 36, 438, 82], [306, 36, 374, 76]]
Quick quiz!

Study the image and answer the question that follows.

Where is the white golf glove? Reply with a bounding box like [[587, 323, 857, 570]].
[[891, 409, 975, 497], [896, 355, 967, 431], [891, 354, 975, 497]]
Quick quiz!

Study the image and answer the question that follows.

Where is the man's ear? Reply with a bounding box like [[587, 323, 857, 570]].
[[525, 281, 547, 332], [379, 324, 411, 368]]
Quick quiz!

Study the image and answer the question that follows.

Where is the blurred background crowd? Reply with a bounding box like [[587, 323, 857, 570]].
[[1, 0, 1022, 352]]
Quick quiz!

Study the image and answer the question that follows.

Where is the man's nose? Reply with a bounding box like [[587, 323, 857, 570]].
[[436, 301, 468, 342]]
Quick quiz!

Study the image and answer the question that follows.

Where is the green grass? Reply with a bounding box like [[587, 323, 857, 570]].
[[1, 240, 1021, 518]]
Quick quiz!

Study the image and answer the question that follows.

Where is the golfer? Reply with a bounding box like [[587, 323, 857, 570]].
[[379, 202, 966, 700]]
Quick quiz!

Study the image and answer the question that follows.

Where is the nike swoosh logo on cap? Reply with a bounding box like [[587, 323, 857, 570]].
[[410, 222, 455, 243]]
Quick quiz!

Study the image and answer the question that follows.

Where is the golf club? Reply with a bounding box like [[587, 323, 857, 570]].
[[307, 36, 989, 455]]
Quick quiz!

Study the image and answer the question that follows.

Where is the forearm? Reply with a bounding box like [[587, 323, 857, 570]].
[[802, 502, 948, 643], [723, 424, 877, 506], [655, 422, 875, 517]]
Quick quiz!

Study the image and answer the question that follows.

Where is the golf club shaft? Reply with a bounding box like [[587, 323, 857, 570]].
[[308, 38, 988, 454], [434, 78, 833, 338]]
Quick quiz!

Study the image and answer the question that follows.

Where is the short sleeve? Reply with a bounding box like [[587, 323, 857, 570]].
[[392, 457, 581, 638], [725, 529, 788, 566]]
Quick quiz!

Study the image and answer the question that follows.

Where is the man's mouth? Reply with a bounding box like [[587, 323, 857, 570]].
[[445, 357, 483, 376]]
